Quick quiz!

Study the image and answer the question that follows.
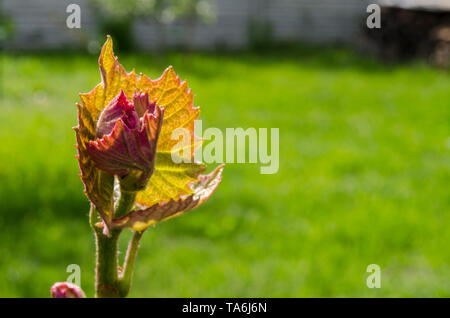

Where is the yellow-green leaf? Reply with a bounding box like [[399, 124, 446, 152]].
[[110, 164, 225, 232], [75, 36, 224, 228]]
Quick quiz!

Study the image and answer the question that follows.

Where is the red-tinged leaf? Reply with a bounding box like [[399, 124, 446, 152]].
[[76, 36, 224, 229]]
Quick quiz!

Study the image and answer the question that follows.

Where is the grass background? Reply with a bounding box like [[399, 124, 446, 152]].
[[0, 47, 449, 297]]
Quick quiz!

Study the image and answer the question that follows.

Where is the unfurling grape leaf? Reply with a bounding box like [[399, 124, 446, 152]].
[[75, 36, 224, 231]]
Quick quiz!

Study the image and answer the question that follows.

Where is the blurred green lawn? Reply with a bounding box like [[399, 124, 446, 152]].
[[0, 47, 449, 297]]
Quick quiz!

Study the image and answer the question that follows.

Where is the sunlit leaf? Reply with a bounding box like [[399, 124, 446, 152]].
[[110, 164, 225, 232], [75, 36, 224, 229]]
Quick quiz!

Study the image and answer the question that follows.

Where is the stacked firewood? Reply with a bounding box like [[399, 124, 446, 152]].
[[363, 6, 450, 67]]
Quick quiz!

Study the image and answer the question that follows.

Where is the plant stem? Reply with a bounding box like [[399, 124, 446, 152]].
[[118, 230, 144, 297], [90, 188, 138, 298], [95, 228, 121, 297], [115, 190, 137, 218]]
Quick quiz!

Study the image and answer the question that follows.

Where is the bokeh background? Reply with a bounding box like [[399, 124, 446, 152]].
[[0, 0, 449, 297]]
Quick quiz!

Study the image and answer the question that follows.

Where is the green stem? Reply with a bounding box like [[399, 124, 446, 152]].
[[118, 230, 144, 297], [90, 188, 138, 298], [115, 190, 137, 218], [95, 228, 121, 297]]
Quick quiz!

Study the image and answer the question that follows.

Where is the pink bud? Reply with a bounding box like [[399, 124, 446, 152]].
[[51, 282, 86, 298], [86, 90, 164, 189]]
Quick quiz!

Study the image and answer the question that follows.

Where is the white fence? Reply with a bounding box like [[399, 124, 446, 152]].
[[3, 0, 376, 50]]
